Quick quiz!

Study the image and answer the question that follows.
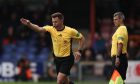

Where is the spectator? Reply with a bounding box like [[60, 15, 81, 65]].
[[2, 26, 16, 45], [16, 57, 32, 81], [47, 62, 57, 81], [46, 56, 57, 81], [128, 40, 138, 60], [135, 49, 140, 60], [81, 48, 95, 61], [81, 33, 95, 61], [0, 24, 3, 54], [93, 33, 106, 55]]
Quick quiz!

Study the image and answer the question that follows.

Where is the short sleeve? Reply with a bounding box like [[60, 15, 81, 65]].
[[71, 28, 83, 39], [117, 27, 125, 44], [43, 25, 52, 32]]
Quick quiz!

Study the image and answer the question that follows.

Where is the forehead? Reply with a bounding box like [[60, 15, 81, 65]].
[[52, 17, 60, 20], [113, 15, 119, 20]]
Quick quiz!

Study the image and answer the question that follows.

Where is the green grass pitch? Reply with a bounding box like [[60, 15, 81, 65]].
[[0, 81, 107, 84]]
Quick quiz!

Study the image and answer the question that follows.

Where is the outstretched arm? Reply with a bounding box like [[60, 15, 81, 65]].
[[20, 18, 46, 33]]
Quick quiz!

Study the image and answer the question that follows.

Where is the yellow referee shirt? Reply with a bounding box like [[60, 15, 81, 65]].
[[111, 26, 128, 57], [43, 25, 83, 57]]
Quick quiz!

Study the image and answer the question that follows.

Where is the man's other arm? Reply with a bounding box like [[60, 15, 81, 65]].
[[78, 35, 85, 51], [117, 43, 123, 56]]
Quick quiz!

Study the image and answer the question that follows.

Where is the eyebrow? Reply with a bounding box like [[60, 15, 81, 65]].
[[113, 18, 118, 20]]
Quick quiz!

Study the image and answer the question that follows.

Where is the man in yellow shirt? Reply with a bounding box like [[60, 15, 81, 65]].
[[20, 12, 85, 84], [111, 12, 128, 83]]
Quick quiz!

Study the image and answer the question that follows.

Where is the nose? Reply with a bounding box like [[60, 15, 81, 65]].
[[53, 23, 56, 26], [113, 20, 116, 23]]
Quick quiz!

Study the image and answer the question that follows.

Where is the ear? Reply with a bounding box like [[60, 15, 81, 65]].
[[120, 18, 123, 22], [61, 19, 64, 22]]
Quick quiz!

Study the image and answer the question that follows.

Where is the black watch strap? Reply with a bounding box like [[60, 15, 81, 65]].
[[78, 50, 82, 53], [116, 56, 119, 58]]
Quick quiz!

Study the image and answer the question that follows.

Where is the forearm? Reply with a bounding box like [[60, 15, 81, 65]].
[[117, 43, 123, 56], [27, 22, 43, 32], [78, 36, 85, 51]]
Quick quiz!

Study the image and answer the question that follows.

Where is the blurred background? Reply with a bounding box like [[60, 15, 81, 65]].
[[0, 0, 140, 84]]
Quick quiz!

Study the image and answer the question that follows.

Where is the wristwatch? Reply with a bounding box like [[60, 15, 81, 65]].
[[116, 55, 119, 58], [78, 49, 82, 53]]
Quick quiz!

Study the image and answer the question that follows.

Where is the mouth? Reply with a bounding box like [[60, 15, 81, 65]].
[[54, 26, 58, 28]]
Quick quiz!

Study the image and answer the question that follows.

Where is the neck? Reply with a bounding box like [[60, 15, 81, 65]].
[[119, 23, 124, 27], [57, 25, 65, 31], [116, 23, 124, 28]]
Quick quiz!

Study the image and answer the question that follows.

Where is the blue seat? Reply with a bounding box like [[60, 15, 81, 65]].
[[2, 53, 13, 61], [3, 44, 16, 53], [37, 54, 48, 62], [27, 53, 36, 62], [16, 46, 27, 53]]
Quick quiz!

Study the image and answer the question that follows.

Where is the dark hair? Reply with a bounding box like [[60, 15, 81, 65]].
[[113, 12, 125, 20], [51, 12, 64, 20]]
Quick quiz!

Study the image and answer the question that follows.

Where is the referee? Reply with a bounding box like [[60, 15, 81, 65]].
[[20, 12, 85, 84], [111, 12, 128, 83]]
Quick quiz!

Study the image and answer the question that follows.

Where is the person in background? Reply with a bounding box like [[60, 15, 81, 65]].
[[110, 12, 128, 83], [16, 57, 32, 81]]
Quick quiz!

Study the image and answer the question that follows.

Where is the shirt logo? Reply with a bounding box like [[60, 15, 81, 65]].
[[64, 40, 68, 44], [58, 34, 62, 37], [118, 37, 124, 41], [76, 32, 80, 37], [64, 40, 68, 46]]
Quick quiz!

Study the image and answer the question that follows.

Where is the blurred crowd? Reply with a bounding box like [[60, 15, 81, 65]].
[[0, 0, 58, 62], [0, 0, 140, 81]]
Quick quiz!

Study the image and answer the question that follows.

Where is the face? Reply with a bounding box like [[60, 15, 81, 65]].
[[113, 16, 122, 27], [52, 17, 63, 30]]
